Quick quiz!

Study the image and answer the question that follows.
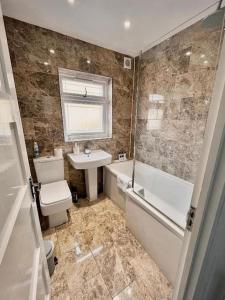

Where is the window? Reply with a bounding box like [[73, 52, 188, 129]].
[[59, 68, 112, 141]]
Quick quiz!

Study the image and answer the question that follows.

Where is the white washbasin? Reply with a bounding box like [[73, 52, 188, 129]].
[[67, 150, 112, 170], [67, 150, 112, 201]]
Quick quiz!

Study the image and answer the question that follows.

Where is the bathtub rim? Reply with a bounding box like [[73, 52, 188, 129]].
[[105, 159, 133, 177], [126, 188, 184, 240]]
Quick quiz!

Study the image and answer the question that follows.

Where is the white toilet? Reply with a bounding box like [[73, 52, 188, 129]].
[[33, 156, 72, 227]]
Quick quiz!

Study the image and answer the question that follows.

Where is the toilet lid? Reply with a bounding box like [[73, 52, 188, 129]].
[[40, 180, 71, 205]]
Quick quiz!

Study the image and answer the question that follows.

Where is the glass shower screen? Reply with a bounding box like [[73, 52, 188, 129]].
[[133, 8, 225, 228]]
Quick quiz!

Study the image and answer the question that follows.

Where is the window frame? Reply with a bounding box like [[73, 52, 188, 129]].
[[58, 68, 112, 142]]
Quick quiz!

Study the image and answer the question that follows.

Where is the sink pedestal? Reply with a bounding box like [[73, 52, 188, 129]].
[[85, 168, 97, 201]]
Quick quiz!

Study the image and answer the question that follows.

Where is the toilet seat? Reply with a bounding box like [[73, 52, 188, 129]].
[[40, 180, 72, 216]]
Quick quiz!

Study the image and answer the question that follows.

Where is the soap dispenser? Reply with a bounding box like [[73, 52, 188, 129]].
[[73, 142, 80, 155], [33, 141, 40, 158]]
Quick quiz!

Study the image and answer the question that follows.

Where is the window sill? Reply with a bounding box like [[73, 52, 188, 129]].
[[65, 135, 112, 142]]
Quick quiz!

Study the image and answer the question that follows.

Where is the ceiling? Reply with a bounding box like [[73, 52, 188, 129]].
[[1, 0, 221, 56]]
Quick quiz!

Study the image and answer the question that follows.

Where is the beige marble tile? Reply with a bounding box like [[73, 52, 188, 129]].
[[56, 221, 89, 254], [69, 209, 84, 228], [68, 289, 84, 300], [130, 253, 173, 300], [80, 207, 98, 231], [111, 230, 145, 284], [111, 227, 142, 252], [51, 263, 70, 300], [69, 203, 79, 211], [113, 281, 153, 300], [45, 197, 173, 299], [57, 228, 78, 254], [91, 197, 118, 213], [67, 274, 111, 300], [51, 291, 71, 300], [82, 274, 111, 300], [95, 245, 131, 297], [42, 227, 56, 237], [62, 250, 100, 291], [83, 224, 114, 255]]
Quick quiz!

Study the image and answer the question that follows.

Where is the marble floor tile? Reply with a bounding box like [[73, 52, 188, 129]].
[[83, 224, 114, 255], [51, 262, 70, 300], [94, 245, 131, 297], [51, 290, 71, 300], [42, 227, 56, 237], [82, 274, 111, 300], [56, 227, 78, 254], [130, 253, 173, 300], [43, 195, 173, 300], [69, 202, 79, 211], [62, 250, 100, 291], [91, 198, 118, 213], [113, 228, 145, 265], [56, 223, 88, 254], [69, 209, 84, 227], [113, 281, 153, 300], [67, 289, 84, 300]]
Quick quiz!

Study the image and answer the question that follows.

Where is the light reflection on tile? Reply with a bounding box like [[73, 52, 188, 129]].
[[113, 281, 152, 300]]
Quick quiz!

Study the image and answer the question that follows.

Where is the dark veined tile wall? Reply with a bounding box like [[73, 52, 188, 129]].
[[4, 17, 134, 196], [134, 10, 224, 183]]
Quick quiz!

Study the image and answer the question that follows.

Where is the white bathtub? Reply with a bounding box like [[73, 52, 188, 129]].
[[104, 159, 194, 285]]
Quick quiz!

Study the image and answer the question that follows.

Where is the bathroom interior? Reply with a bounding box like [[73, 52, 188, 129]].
[[0, 0, 225, 299]]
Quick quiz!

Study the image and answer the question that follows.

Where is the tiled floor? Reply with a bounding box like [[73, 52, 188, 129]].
[[43, 195, 173, 300]]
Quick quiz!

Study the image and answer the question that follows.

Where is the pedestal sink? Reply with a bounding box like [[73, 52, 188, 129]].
[[67, 150, 112, 201]]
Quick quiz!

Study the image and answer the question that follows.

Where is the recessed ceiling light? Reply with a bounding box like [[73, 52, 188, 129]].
[[185, 51, 192, 56], [124, 20, 131, 30], [68, 0, 75, 5], [44, 61, 49, 66], [203, 60, 208, 64], [49, 49, 55, 54], [200, 54, 205, 58], [87, 59, 91, 64]]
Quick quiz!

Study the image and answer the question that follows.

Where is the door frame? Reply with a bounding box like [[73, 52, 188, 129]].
[[173, 24, 225, 300], [0, 3, 50, 298]]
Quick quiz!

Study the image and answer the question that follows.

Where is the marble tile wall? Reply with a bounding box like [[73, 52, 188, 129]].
[[4, 17, 134, 196], [135, 11, 224, 183]]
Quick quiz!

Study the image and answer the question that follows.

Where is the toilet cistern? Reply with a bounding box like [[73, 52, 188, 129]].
[[67, 150, 112, 201], [33, 156, 72, 227]]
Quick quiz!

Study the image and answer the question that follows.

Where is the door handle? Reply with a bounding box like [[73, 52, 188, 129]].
[[29, 177, 41, 201]]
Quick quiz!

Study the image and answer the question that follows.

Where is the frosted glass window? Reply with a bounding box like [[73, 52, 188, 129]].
[[65, 103, 103, 134], [59, 68, 112, 141]]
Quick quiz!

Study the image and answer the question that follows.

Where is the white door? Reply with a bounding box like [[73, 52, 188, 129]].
[[173, 12, 225, 300], [0, 3, 50, 300]]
